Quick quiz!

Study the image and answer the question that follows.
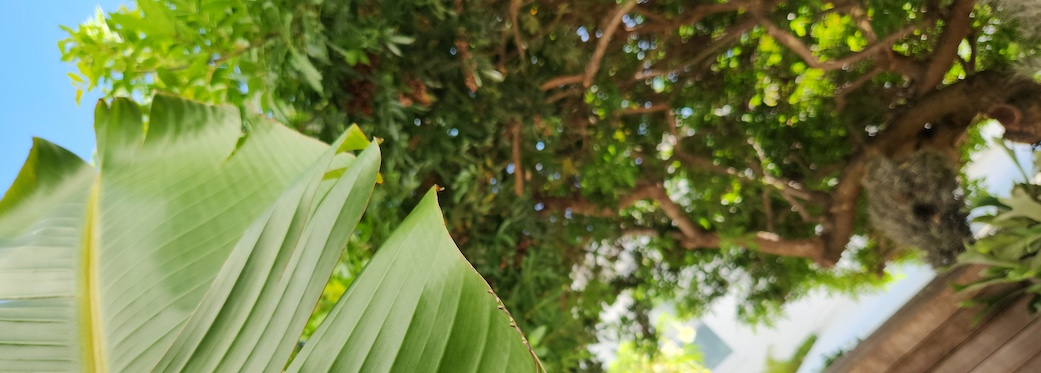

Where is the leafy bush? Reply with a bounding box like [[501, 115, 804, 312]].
[[957, 144, 1041, 314]]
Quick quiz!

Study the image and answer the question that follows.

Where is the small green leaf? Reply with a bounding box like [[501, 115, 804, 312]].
[[156, 68, 181, 87], [527, 325, 548, 348], [337, 125, 371, 152], [388, 35, 415, 45], [67, 72, 84, 84], [957, 250, 1020, 268], [290, 51, 324, 93], [343, 49, 361, 66], [481, 69, 505, 82], [997, 186, 1041, 222], [386, 42, 402, 57]]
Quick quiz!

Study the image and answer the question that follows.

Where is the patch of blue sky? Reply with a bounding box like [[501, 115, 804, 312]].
[[0, 1, 125, 190]]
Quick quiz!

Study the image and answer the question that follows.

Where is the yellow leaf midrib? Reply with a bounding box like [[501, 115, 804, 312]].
[[79, 177, 106, 372]]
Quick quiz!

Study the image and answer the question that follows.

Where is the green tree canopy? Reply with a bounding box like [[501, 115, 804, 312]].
[[61, 0, 1041, 369]]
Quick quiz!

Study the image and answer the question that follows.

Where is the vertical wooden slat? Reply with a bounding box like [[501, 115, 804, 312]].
[[1013, 351, 1041, 373], [825, 266, 986, 373], [968, 318, 1041, 373], [887, 305, 994, 373], [926, 296, 1035, 373]]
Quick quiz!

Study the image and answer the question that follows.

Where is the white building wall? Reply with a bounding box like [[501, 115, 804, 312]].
[[699, 263, 935, 373]]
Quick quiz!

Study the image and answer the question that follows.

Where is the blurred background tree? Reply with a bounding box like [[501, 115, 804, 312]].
[[607, 316, 710, 373], [61, 0, 1041, 370], [763, 334, 817, 373]]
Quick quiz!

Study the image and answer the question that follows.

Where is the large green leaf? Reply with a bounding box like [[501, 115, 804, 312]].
[[0, 140, 95, 370], [0, 94, 332, 371], [1, 94, 543, 372], [288, 188, 546, 373], [152, 140, 381, 372]]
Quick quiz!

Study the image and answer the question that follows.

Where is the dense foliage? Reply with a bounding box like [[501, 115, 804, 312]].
[[61, 0, 1041, 369]]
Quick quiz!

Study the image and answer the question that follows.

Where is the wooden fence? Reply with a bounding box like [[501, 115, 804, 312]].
[[825, 265, 1040, 373]]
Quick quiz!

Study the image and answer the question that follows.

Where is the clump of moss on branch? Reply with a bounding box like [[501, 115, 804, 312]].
[[863, 150, 972, 267]]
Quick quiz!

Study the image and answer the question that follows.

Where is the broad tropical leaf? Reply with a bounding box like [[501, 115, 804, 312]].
[[0, 95, 337, 371], [152, 140, 381, 372], [0, 140, 95, 370], [0, 94, 543, 372], [288, 189, 546, 373]]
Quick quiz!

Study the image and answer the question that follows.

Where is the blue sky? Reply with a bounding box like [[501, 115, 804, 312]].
[[0, 1, 124, 190]]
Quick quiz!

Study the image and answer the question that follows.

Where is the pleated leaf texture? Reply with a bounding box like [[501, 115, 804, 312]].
[[0, 94, 544, 373]]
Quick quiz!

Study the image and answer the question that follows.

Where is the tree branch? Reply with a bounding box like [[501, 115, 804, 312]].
[[622, 227, 662, 238], [619, 103, 671, 115], [677, 233, 826, 263], [540, 0, 636, 90], [646, 183, 703, 242], [672, 148, 827, 203], [540, 76, 583, 91], [584, 0, 637, 87], [778, 188, 814, 222], [630, 7, 671, 27], [545, 88, 582, 103], [835, 67, 883, 109], [456, 38, 479, 92], [875, 70, 1015, 157], [759, 19, 917, 71], [763, 189, 776, 232], [821, 155, 865, 263], [511, 119, 524, 196], [666, 109, 679, 137], [634, 18, 756, 81], [848, 4, 878, 42], [509, 0, 527, 62], [746, 137, 815, 222], [538, 181, 660, 217], [633, 1, 750, 34], [914, 0, 974, 94], [542, 182, 833, 264]]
